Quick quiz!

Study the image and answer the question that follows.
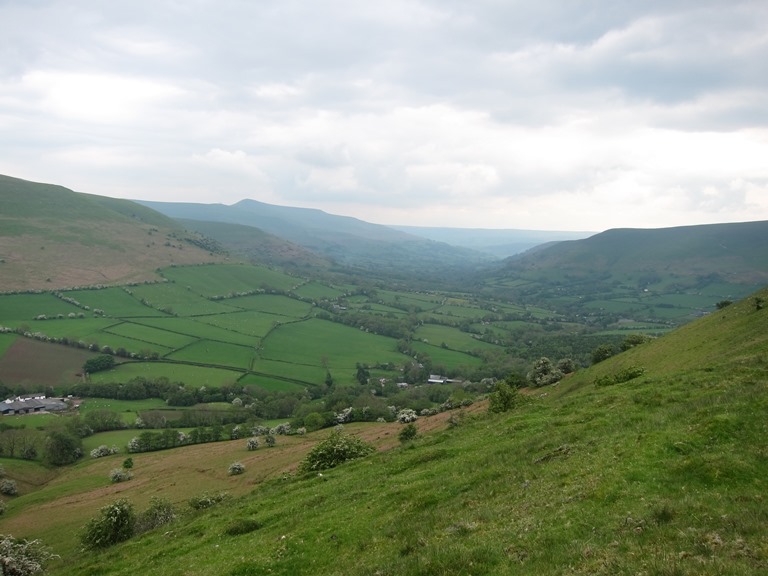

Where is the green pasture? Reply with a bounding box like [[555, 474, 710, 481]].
[[166, 340, 256, 370], [231, 294, 313, 318], [414, 324, 503, 353], [193, 311, 278, 338], [353, 303, 407, 316], [103, 321, 198, 349], [130, 317, 257, 346], [292, 281, 344, 300], [410, 341, 483, 369], [0, 412, 62, 428], [80, 430, 139, 454], [0, 331, 16, 356], [65, 287, 165, 317], [259, 318, 408, 370], [88, 362, 242, 387], [127, 283, 240, 316], [0, 293, 81, 321], [248, 358, 327, 386], [583, 299, 644, 314], [645, 292, 721, 311], [377, 290, 442, 311], [431, 304, 491, 320], [161, 263, 299, 296], [238, 373, 308, 392], [79, 397, 168, 415], [10, 317, 116, 339]]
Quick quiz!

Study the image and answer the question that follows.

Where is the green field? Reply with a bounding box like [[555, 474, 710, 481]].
[[414, 324, 504, 353], [0, 293, 81, 321], [260, 318, 408, 369], [232, 294, 313, 318], [103, 321, 198, 349], [192, 311, 277, 338], [66, 287, 166, 317], [127, 283, 240, 316], [161, 264, 300, 296], [130, 317, 258, 346], [167, 340, 256, 370], [87, 362, 243, 387]]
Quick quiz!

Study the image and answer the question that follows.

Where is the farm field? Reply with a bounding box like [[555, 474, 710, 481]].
[[87, 362, 243, 387]]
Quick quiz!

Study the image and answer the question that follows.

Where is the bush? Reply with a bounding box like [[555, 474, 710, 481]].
[[109, 468, 133, 483], [246, 437, 259, 451], [396, 408, 418, 423], [398, 423, 418, 443], [136, 497, 176, 534], [527, 357, 564, 387], [264, 434, 276, 447], [188, 491, 230, 511], [591, 344, 615, 364], [0, 534, 58, 575], [228, 462, 245, 476], [299, 430, 375, 473], [90, 445, 119, 458], [122, 457, 133, 469], [0, 479, 18, 496], [488, 380, 519, 413], [80, 499, 135, 550]]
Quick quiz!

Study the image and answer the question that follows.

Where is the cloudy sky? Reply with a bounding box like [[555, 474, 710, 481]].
[[1, 0, 767, 231]]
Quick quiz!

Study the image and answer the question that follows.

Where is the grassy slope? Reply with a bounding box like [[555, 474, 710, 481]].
[[0, 175, 224, 291], [2, 288, 764, 575]]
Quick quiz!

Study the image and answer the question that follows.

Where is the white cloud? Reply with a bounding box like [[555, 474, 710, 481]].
[[1, 0, 767, 231]]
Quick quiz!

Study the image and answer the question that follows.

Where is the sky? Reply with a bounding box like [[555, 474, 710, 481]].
[[1, 0, 767, 232]]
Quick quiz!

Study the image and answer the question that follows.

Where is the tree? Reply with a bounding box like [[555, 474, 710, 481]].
[[488, 380, 519, 413], [82, 354, 115, 374], [43, 430, 82, 466], [0, 535, 58, 575], [527, 357, 564, 387], [299, 430, 375, 472], [355, 363, 370, 386], [398, 423, 418, 443], [591, 344, 615, 365], [80, 499, 135, 550]]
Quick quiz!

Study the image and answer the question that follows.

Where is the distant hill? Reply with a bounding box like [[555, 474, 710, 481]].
[[390, 225, 594, 257], [176, 218, 334, 272], [485, 220, 768, 325], [138, 199, 496, 276], [0, 175, 225, 291]]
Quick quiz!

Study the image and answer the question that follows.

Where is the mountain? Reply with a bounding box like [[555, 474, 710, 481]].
[[390, 225, 594, 257], [485, 220, 768, 325], [138, 199, 496, 277], [0, 175, 225, 291]]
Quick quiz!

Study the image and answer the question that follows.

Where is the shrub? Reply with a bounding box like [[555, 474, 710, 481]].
[[398, 423, 418, 443], [0, 479, 18, 496], [299, 430, 375, 473], [591, 344, 615, 364], [228, 462, 245, 476], [396, 408, 418, 423], [90, 445, 119, 458], [122, 457, 133, 469], [188, 491, 230, 511], [80, 499, 135, 550], [527, 357, 564, 387], [136, 497, 176, 534], [246, 437, 259, 451], [0, 534, 58, 575], [488, 380, 519, 413], [264, 434, 276, 447], [109, 468, 133, 483]]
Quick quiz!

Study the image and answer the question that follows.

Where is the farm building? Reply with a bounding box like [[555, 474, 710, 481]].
[[1, 394, 68, 415]]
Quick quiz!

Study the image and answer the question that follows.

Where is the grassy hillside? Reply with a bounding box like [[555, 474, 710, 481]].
[[0, 175, 225, 291], [487, 220, 768, 326], [2, 287, 765, 575]]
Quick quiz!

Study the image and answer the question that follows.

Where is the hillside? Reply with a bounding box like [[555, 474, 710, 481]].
[[485, 220, 768, 326], [2, 287, 766, 575], [138, 198, 496, 276], [0, 175, 226, 291]]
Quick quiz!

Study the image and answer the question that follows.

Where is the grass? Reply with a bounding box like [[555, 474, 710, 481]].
[[88, 362, 243, 387], [2, 289, 767, 575]]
